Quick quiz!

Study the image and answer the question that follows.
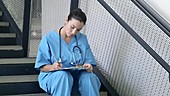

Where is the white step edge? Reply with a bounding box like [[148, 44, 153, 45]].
[[0, 21, 9, 26], [0, 45, 22, 50], [0, 11, 2, 16], [0, 33, 16, 38], [0, 58, 36, 64], [0, 75, 38, 83]]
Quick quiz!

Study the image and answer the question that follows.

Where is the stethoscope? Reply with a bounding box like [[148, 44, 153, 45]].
[[56, 27, 82, 66]]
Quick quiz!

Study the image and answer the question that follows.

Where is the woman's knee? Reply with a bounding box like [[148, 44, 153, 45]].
[[80, 71, 96, 79], [79, 71, 100, 84], [47, 71, 73, 94], [78, 71, 101, 96], [47, 71, 73, 86], [52, 71, 72, 79]]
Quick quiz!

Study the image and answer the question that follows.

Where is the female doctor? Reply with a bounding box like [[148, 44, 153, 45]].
[[35, 8, 101, 96]]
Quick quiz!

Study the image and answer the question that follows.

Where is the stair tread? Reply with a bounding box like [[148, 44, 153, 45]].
[[0, 58, 35, 64], [0, 21, 9, 26], [0, 33, 16, 38], [0, 75, 38, 83], [0, 45, 22, 50]]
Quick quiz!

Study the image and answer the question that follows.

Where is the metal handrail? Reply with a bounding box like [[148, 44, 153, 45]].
[[97, 0, 170, 81], [131, 0, 170, 38]]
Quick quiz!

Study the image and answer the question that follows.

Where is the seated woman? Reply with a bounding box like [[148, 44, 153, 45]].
[[35, 8, 101, 96]]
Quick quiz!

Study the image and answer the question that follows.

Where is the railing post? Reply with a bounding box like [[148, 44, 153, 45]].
[[70, 0, 79, 11], [22, 0, 31, 57]]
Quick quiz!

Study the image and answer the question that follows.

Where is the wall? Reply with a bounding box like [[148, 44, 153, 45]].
[[42, 0, 70, 36], [79, 0, 170, 96], [2, 0, 24, 31]]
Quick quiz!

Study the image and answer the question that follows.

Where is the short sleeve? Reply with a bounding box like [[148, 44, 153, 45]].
[[84, 36, 96, 66], [34, 37, 52, 70]]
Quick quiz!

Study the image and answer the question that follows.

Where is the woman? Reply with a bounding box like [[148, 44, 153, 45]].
[[35, 8, 101, 96]]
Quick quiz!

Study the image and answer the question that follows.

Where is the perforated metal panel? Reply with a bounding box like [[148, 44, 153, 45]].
[[42, 0, 70, 36], [29, 0, 42, 57], [2, 0, 24, 31], [29, 0, 70, 57], [79, 0, 170, 96]]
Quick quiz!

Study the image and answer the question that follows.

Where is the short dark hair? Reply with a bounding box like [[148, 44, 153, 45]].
[[68, 8, 87, 24]]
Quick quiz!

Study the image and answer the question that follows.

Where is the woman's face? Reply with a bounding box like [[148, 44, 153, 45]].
[[65, 18, 85, 37]]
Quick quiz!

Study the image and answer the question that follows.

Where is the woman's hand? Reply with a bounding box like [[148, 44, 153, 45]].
[[83, 63, 93, 72], [40, 62, 62, 72], [52, 62, 62, 71]]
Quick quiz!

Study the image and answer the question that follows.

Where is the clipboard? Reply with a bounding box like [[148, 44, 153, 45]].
[[58, 66, 86, 70], [50, 65, 87, 71]]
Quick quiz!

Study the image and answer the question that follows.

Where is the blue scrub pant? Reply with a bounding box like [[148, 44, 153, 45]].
[[46, 70, 101, 96]]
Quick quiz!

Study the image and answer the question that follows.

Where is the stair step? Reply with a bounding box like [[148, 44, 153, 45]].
[[0, 11, 2, 16], [0, 33, 16, 38], [4, 92, 107, 96], [0, 60, 108, 95], [0, 75, 44, 95], [0, 45, 22, 50], [0, 75, 38, 83], [0, 58, 38, 75], [0, 33, 16, 45], [0, 75, 107, 96], [5, 93, 50, 96], [0, 21, 9, 27], [0, 45, 24, 58], [0, 58, 35, 64]]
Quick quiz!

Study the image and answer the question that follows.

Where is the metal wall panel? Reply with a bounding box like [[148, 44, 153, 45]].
[[2, 0, 24, 31], [29, 0, 70, 57], [79, 0, 170, 96], [42, 0, 70, 36]]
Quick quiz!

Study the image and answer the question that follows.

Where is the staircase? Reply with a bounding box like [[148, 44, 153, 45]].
[[0, 9, 23, 58], [0, 57, 108, 96], [0, 9, 45, 95], [0, 58, 45, 95], [0, 7, 113, 96]]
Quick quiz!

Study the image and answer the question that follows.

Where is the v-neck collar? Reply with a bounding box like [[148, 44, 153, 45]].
[[57, 30, 76, 47], [61, 36, 75, 47]]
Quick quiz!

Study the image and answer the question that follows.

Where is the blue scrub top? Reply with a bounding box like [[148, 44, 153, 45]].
[[34, 30, 96, 92]]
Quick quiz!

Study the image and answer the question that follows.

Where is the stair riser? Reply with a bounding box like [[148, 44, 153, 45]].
[[0, 50, 24, 58], [0, 17, 3, 21], [0, 38, 16, 45], [0, 11, 3, 20], [0, 81, 107, 95], [0, 64, 39, 76], [0, 82, 44, 95], [0, 27, 9, 33]]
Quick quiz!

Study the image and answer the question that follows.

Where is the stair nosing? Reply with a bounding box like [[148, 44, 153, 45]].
[[0, 58, 36, 64], [0, 33, 16, 38], [0, 21, 9, 27], [0, 75, 38, 83], [0, 11, 2, 16], [0, 45, 22, 50]]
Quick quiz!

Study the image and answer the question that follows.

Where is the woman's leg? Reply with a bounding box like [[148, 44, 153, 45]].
[[46, 71, 73, 96], [79, 71, 101, 96]]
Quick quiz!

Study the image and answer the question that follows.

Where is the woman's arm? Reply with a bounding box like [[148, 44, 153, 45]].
[[40, 62, 62, 72]]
